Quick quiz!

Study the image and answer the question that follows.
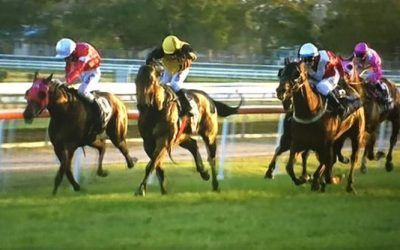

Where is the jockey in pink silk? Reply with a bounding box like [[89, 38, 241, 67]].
[[353, 42, 392, 108]]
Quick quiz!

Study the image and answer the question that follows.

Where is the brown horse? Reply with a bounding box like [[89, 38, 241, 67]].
[[265, 68, 349, 181], [343, 57, 400, 172], [277, 61, 365, 193], [23, 72, 137, 194], [134, 64, 242, 196]]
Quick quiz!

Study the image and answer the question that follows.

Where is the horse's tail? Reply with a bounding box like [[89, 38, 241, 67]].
[[213, 94, 243, 117]]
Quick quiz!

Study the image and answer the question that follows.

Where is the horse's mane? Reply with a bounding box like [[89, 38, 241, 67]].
[[49, 79, 81, 103]]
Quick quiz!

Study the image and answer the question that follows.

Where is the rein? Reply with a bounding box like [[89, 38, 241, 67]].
[[289, 72, 328, 124]]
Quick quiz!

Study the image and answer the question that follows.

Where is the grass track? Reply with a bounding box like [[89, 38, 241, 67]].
[[0, 155, 399, 249]]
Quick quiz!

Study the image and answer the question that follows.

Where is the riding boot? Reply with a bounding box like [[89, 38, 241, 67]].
[[91, 99, 105, 133], [176, 90, 193, 117], [327, 92, 348, 119], [376, 82, 392, 110]]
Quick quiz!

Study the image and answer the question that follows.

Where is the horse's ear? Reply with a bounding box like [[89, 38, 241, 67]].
[[34, 71, 39, 81], [284, 57, 291, 66], [45, 73, 53, 84]]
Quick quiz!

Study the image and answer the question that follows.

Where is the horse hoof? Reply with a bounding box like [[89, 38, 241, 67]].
[[264, 170, 274, 179], [294, 178, 306, 186], [134, 189, 145, 197], [346, 185, 357, 194], [376, 151, 385, 160], [331, 175, 343, 185], [200, 171, 210, 181], [339, 157, 350, 164], [311, 182, 320, 192], [73, 185, 81, 192], [367, 152, 375, 161], [385, 162, 394, 172], [97, 170, 109, 177], [299, 175, 311, 183], [360, 165, 367, 174], [128, 157, 139, 169]]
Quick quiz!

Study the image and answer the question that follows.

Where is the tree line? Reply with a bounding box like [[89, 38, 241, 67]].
[[0, 0, 399, 64]]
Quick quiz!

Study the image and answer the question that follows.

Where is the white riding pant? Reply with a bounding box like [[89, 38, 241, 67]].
[[315, 70, 340, 96], [78, 68, 101, 102], [160, 68, 190, 92]]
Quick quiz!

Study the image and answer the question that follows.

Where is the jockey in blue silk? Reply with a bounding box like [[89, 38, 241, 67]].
[[146, 35, 198, 117], [353, 42, 392, 109], [298, 42, 350, 119]]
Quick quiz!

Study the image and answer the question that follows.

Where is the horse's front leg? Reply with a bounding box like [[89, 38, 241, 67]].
[[265, 131, 291, 179], [300, 150, 311, 182], [54, 146, 80, 194], [135, 161, 153, 196], [136, 144, 168, 196], [285, 149, 304, 186], [179, 136, 209, 181]]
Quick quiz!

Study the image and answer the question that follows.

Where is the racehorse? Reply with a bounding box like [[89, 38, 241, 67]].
[[342, 57, 400, 172], [265, 66, 349, 182], [23, 72, 137, 194], [276, 60, 365, 193], [134, 64, 242, 196]]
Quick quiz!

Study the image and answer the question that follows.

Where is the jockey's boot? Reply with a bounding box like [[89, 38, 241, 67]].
[[176, 90, 193, 117], [376, 82, 393, 110], [327, 92, 349, 119], [92, 99, 106, 133]]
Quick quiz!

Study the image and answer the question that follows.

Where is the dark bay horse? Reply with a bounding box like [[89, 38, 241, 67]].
[[134, 64, 242, 196], [342, 57, 400, 172], [265, 68, 349, 182], [23, 72, 137, 194], [277, 61, 365, 193]]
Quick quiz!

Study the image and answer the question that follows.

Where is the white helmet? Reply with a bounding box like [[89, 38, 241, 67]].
[[299, 43, 319, 59], [55, 38, 76, 58]]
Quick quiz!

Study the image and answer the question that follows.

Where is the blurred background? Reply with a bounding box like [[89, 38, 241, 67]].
[[0, 0, 399, 66]]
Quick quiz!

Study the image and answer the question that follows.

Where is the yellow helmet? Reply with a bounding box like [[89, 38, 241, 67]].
[[162, 35, 188, 54]]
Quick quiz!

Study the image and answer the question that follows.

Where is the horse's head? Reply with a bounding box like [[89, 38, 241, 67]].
[[276, 60, 305, 108], [135, 64, 163, 109], [23, 72, 52, 123]]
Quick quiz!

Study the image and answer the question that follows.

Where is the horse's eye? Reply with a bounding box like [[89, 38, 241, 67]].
[[293, 71, 300, 79], [38, 91, 47, 100]]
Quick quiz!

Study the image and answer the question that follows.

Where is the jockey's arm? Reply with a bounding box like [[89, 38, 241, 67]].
[[65, 59, 85, 84]]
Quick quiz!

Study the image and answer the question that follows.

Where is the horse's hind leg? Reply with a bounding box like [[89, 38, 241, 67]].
[[90, 138, 108, 177], [179, 136, 210, 181], [108, 131, 138, 169], [385, 120, 399, 172]]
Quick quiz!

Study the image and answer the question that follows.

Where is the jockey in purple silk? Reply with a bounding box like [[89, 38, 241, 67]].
[[353, 42, 392, 108]]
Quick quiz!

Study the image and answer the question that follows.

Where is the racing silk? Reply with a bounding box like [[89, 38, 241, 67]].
[[308, 50, 343, 85], [65, 42, 101, 84], [354, 48, 382, 84], [147, 44, 197, 75]]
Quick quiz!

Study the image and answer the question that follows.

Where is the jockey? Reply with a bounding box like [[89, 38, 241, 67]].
[[55, 38, 106, 132], [353, 42, 391, 108], [298, 42, 350, 118], [146, 35, 197, 117]]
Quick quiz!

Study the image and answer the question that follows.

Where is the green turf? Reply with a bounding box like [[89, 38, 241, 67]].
[[0, 155, 399, 250]]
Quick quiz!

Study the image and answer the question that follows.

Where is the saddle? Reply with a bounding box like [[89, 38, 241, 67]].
[[365, 81, 393, 111], [90, 92, 113, 135], [331, 85, 362, 119]]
